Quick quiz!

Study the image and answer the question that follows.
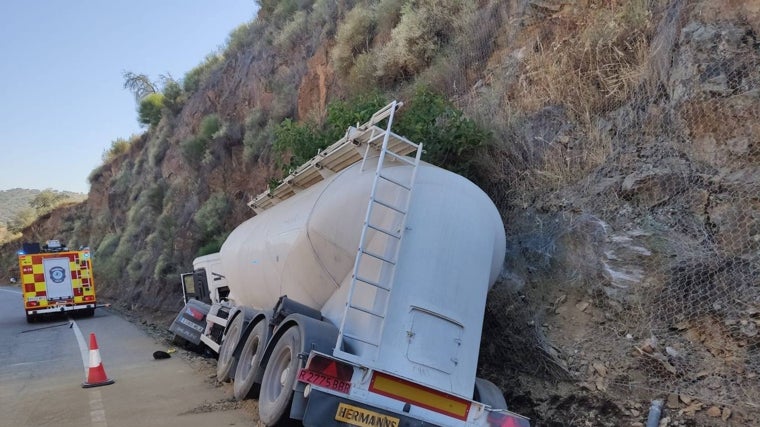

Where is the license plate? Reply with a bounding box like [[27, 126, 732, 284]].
[[335, 403, 400, 427], [179, 316, 205, 332], [297, 369, 351, 394]]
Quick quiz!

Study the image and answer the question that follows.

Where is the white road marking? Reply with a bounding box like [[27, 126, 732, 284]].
[[88, 389, 109, 427], [0, 288, 21, 294], [69, 320, 90, 379]]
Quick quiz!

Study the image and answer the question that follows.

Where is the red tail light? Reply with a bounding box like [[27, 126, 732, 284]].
[[187, 306, 205, 320], [487, 411, 532, 427], [306, 354, 354, 382], [83, 295, 95, 302]]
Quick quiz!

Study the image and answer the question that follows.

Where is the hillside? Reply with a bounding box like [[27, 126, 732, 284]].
[[0, 188, 86, 244], [2, 1, 759, 425]]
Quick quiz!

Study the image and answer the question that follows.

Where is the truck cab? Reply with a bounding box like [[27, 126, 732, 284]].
[[170, 253, 230, 347]]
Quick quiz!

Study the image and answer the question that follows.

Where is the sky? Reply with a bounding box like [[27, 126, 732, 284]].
[[0, 1, 258, 194]]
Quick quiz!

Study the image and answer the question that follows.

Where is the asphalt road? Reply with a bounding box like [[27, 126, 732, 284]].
[[0, 285, 256, 427]]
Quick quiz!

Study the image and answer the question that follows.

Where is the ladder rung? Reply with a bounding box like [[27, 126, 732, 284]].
[[355, 275, 392, 291], [367, 223, 401, 239], [368, 132, 386, 145], [389, 135, 420, 150], [360, 249, 396, 265], [341, 331, 380, 347], [384, 150, 417, 166], [348, 303, 385, 319], [373, 198, 406, 214], [378, 173, 412, 191]]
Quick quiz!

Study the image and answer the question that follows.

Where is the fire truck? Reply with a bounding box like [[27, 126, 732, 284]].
[[18, 239, 97, 322]]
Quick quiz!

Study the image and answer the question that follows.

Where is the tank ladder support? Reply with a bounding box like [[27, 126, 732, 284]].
[[334, 100, 422, 363]]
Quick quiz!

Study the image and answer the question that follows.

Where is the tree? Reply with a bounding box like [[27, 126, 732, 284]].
[[122, 71, 158, 102], [138, 93, 165, 127]]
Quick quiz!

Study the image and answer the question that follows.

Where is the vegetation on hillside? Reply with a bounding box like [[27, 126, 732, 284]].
[[0, 189, 86, 244], [3, 1, 760, 424]]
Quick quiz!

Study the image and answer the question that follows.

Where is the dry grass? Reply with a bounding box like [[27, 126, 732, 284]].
[[470, 1, 655, 206]]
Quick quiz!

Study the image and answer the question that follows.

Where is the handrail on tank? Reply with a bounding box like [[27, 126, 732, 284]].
[[247, 101, 419, 214]]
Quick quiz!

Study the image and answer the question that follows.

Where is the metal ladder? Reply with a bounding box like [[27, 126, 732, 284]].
[[334, 101, 422, 362]]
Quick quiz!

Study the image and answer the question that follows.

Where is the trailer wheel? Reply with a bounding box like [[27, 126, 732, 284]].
[[217, 314, 244, 382], [233, 320, 267, 400], [258, 326, 301, 426], [473, 377, 508, 410]]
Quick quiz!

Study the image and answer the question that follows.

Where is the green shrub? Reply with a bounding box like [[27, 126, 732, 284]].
[[375, 0, 466, 84], [197, 234, 228, 257], [273, 118, 324, 170], [181, 136, 209, 165], [199, 114, 222, 140], [138, 93, 165, 127], [148, 132, 170, 167], [243, 108, 271, 161], [227, 22, 255, 54], [274, 10, 308, 50], [323, 91, 387, 140], [194, 193, 231, 241], [162, 80, 185, 114], [396, 87, 489, 177], [102, 138, 131, 162], [332, 7, 376, 75], [184, 53, 222, 93]]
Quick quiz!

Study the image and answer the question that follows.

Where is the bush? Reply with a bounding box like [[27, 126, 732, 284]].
[[184, 53, 223, 93], [138, 93, 165, 127], [274, 10, 308, 51], [193, 193, 231, 241], [332, 7, 376, 75], [243, 108, 272, 161], [199, 114, 222, 140], [396, 87, 490, 177], [273, 118, 324, 171], [181, 136, 209, 165], [162, 80, 185, 114], [102, 138, 131, 162], [375, 0, 467, 84]]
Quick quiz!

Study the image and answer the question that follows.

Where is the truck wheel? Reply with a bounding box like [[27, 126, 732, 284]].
[[217, 314, 244, 382], [258, 326, 301, 426], [25, 313, 35, 323], [473, 377, 508, 410], [233, 320, 267, 400]]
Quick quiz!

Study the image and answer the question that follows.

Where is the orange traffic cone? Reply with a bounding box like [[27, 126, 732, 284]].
[[82, 333, 115, 388]]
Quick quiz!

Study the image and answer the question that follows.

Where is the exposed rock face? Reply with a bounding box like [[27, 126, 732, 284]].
[[2, 1, 759, 424]]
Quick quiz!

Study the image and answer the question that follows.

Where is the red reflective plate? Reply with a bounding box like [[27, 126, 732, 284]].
[[297, 369, 351, 394]]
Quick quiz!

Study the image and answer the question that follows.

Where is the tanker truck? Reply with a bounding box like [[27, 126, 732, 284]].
[[169, 101, 530, 427]]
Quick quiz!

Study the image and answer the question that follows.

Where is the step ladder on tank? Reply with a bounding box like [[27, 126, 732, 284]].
[[334, 101, 422, 363]]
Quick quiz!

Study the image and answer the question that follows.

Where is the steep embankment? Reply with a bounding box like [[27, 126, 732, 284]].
[[2, 1, 758, 425]]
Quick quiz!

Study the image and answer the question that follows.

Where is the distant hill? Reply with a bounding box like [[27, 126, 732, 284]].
[[0, 188, 86, 226]]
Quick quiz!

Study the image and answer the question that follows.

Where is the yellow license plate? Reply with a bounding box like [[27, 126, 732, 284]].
[[335, 403, 400, 427]]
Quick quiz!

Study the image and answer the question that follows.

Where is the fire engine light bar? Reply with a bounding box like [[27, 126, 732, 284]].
[[369, 372, 471, 420]]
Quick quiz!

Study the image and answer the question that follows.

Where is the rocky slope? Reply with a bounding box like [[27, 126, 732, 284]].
[[2, 1, 759, 425]]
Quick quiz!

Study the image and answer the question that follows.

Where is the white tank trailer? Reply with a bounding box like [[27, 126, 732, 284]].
[[169, 102, 530, 427]]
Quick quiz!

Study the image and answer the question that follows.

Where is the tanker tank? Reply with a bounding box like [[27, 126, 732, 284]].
[[220, 156, 505, 326]]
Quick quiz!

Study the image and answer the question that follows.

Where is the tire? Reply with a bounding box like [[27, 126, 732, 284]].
[[217, 314, 244, 382], [473, 377, 508, 410], [233, 320, 267, 400], [258, 326, 301, 426], [25, 313, 35, 323]]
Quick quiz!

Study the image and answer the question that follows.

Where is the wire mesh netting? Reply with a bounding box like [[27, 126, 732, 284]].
[[448, 0, 760, 420]]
